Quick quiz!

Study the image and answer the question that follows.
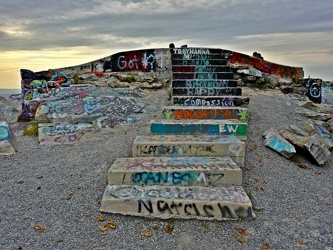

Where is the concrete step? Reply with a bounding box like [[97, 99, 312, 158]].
[[171, 48, 223, 56], [172, 96, 250, 107], [172, 66, 231, 73], [108, 156, 242, 187], [132, 135, 245, 166], [173, 72, 234, 80], [162, 106, 249, 122], [149, 119, 247, 140], [172, 87, 242, 97], [172, 80, 238, 88], [172, 59, 228, 66], [100, 185, 255, 220]]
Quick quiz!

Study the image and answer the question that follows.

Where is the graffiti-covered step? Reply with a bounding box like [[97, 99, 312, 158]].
[[108, 156, 242, 187], [172, 59, 228, 66], [132, 135, 245, 166], [172, 66, 231, 73], [172, 96, 250, 107], [172, 87, 242, 97], [162, 106, 249, 122], [172, 80, 238, 88], [172, 72, 234, 80], [149, 119, 247, 140], [100, 185, 255, 220]]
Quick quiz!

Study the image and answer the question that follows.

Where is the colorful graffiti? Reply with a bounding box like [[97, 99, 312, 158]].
[[172, 87, 242, 96], [172, 96, 250, 107], [303, 78, 322, 103], [230, 51, 304, 79], [112, 50, 156, 72]]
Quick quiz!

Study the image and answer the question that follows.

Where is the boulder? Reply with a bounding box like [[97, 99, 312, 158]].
[[0, 121, 16, 156], [303, 122, 333, 150]]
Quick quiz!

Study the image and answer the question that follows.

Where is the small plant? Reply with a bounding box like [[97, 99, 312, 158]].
[[124, 75, 136, 83], [23, 121, 38, 136]]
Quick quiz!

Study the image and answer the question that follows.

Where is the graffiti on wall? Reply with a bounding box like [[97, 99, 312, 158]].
[[172, 96, 249, 107], [112, 50, 156, 72], [230, 52, 304, 79], [0, 122, 11, 141], [303, 78, 322, 103]]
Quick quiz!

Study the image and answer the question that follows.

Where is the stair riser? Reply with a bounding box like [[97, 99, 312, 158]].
[[172, 88, 242, 96], [172, 66, 231, 73], [162, 107, 248, 121], [150, 123, 247, 140], [172, 96, 250, 107], [109, 170, 242, 187], [173, 72, 234, 80], [172, 59, 227, 66], [172, 80, 238, 88], [100, 185, 255, 220]]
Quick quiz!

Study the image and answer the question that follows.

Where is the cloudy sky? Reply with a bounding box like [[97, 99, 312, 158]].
[[1, 0, 332, 89]]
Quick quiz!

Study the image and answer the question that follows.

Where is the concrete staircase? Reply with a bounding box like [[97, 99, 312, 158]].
[[100, 48, 255, 220]]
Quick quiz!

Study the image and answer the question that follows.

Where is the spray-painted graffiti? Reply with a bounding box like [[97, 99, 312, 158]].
[[172, 59, 227, 66], [230, 51, 303, 79], [172, 96, 249, 107], [172, 66, 230, 73], [303, 78, 322, 103], [172, 87, 242, 96], [163, 108, 248, 121], [172, 80, 237, 88], [104, 185, 254, 219], [40, 123, 92, 136], [0, 123, 11, 141], [321, 81, 333, 105], [95, 115, 140, 128], [173, 72, 233, 80], [112, 50, 156, 72], [155, 49, 171, 72]]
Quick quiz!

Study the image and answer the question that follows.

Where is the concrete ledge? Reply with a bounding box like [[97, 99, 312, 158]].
[[108, 156, 242, 187], [171, 96, 250, 107], [132, 135, 245, 166], [172, 87, 242, 96], [150, 119, 247, 140], [100, 185, 255, 220], [162, 106, 249, 121]]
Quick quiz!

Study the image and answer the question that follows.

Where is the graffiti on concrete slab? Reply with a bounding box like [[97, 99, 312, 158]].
[[40, 123, 92, 136], [172, 59, 227, 66], [172, 96, 249, 107], [172, 80, 237, 88], [173, 72, 233, 80], [112, 50, 156, 72], [163, 108, 248, 121], [155, 49, 171, 72], [303, 78, 322, 103], [95, 115, 140, 128], [230, 51, 303, 79], [0, 123, 11, 141], [321, 81, 333, 105], [172, 87, 241, 96]]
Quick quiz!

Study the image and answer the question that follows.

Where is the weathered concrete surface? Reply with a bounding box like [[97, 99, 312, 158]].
[[0, 97, 21, 123], [304, 122, 333, 150], [108, 156, 242, 187], [0, 121, 16, 156], [35, 96, 147, 123], [280, 129, 331, 165], [132, 135, 245, 166], [171, 96, 250, 107], [263, 128, 296, 158], [150, 119, 247, 140], [172, 87, 242, 97], [296, 107, 331, 121], [100, 185, 255, 220], [162, 106, 249, 121]]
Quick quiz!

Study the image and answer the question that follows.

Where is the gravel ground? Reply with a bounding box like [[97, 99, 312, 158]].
[[1, 87, 332, 250]]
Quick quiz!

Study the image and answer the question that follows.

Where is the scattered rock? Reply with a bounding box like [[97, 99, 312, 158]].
[[0, 121, 17, 156], [263, 128, 296, 158]]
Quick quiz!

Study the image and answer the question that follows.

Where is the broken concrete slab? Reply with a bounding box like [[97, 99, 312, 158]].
[[288, 125, 309, 137], [279, 129, 330, 165], [303, 122, 333, 150], [0, 121, 17, 156], [263, 128, 296, 158], [100, 185, 255, 221], [295, 108, 331, 121]]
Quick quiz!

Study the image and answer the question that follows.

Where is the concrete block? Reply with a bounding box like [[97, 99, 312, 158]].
[[108, 156, 242, 187], [172, 59, 228, 66], [263, 128, 296, 158], [162, 106, 249, 121], [172, 66, 231, 73], [100, 185, 255, 220], [132, 135, 245, 166], [0, 121, 16, 157], [172, 87, 242, 97], [172, 96, 250, 107], [150, 119, 247, 140]]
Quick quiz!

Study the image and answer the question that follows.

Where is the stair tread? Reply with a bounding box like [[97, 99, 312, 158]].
[[134, 134, 243, 143]]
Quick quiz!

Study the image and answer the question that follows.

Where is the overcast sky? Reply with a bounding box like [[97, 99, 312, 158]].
[[1, 0, 332, 89]]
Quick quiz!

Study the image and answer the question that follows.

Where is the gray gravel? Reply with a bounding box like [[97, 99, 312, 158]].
[[1, 87, 332, 250]]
